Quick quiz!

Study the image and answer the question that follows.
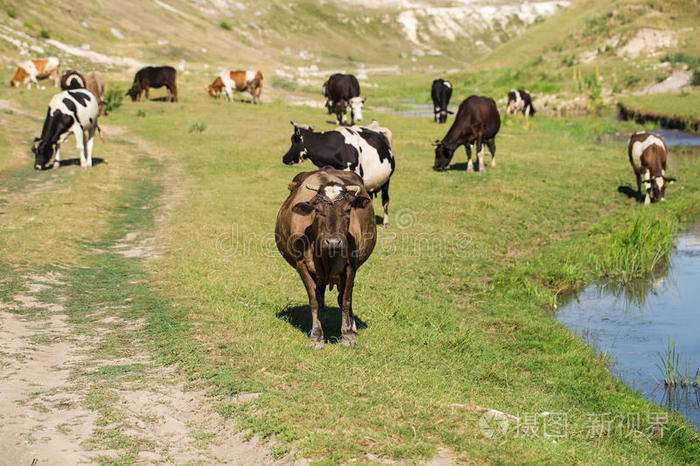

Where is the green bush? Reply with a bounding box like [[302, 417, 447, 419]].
[[7, 8, 16, 18], [692, 68, 700, 87], [624, 75, 641, 87], [219, 19, 232, 30], [136, 109, 146, 118], [38, 29, 50, 39], [23, 20, 33, 29], [104, 88, 123, 113]]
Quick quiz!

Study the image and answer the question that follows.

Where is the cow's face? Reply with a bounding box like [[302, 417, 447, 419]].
[[32, 137, 52, 169], [10, 80, 18, 88], [432, 141, 454, 171], [438, 109, 448, 124], [292, 183, 369, 255], [651, 176, 676, 202], [126, 86, 139, 101], [283, 123, 313, 165], [349, 97, 364, 122]]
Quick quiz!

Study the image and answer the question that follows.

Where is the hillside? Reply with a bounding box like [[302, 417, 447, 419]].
[[0, 0, 568, 81]]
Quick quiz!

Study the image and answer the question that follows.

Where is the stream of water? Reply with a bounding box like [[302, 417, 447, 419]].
[[556, 226, 700, 430]]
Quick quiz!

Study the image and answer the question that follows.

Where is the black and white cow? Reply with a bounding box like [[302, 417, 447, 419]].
[[325, 73, 364, 126], [32, 89, 99, 170], [433, 95, 500, 172], [282, 121, 395, 227], [431, 78, 453, 123], [506, 89, 535, 117]]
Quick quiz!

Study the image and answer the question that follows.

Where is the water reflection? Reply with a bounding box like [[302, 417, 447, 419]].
[[557, 226, 700, 431]]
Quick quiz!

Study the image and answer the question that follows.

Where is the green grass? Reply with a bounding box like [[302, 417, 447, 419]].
[[2, 72, 700, 463], [618, 92, 700, 121]]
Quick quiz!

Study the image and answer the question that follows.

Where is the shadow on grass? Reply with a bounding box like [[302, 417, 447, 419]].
[[618, 185, 640, 201], [277, 304, 368, 343], [54, 157, 105, 168]]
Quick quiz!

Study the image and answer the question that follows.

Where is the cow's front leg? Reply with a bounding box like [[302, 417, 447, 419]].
[[476, 139, 485, 172], [74, 127, 88, 169], [643, 170, 651, 205], [53, 144, 62, 168], [635, 173, 642, 200], [340, 266, 357, 347], [465, 145, 473, 172], [86, 127, 95, 167], [297, 263, 324, 349]]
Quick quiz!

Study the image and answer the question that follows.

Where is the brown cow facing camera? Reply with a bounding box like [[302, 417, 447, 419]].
[[275, 167, 377, 349]]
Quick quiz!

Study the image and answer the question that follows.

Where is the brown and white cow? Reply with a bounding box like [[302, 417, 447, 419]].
[[207, 70, 263, 104], [10, 57, 60, 88], [276, 167, 376, 348], [627, 132, 676, 204]]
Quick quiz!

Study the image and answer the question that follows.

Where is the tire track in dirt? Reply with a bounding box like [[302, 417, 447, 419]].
[[0, 123, 282, 464]]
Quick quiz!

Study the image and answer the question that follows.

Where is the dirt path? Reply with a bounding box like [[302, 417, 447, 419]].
[[0, 124, 279, 464]]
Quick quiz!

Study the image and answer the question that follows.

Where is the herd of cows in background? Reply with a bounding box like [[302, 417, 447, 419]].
[[9, 55, 678, 347]]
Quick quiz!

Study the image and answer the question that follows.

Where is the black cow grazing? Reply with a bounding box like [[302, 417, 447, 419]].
[[325, 73, 364, 125], [32, 89, 99, 169], [506, 89, 535, 117], [432, 95, 501, 172], [431, 78, 453, 123], [628, 132, 676, 204], [275, 167, 377, 348], [282, 121, 395, 228], [60, 70, 86, 90], [126, 66, 178, 102]]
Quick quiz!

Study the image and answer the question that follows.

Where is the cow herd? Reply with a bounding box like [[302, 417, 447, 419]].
[[9, 57, 679, 348]]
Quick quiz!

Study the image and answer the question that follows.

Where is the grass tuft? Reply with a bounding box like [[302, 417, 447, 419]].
[[219, 19, 232, 31], [594, 215, 677, 283], [38, 28, 50, 39], [187, 120, 207, 133]]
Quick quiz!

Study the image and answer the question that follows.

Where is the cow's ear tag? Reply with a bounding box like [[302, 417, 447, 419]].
[[670, 180, 675, 184]]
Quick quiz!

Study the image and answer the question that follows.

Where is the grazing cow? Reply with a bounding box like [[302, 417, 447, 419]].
[[275, 166, 377, 348], [628, 132, 676, 204], [431, 78, 453, 123], [10, 57, 60, 88], [282, 121, 395, 227], [325, 73, 364, 125], [506, 89, 535, 117], [126, 66, 178, 102], [32, 89, 99, 170], [86, 71, 107, 117], [60, 70, 86, 90], [207, 70, 263, 104], [432, 95, 501, 172]]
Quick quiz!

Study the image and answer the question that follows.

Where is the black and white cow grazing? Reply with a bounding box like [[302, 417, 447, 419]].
[[432, 95, 500, 172], [32, 89, 99, 170], [628, 132, 676, 204], [282, 121, 395, 227], [325, 73, 364, 126], [506, 89, 535, 117], [431, 78, 453, 123]]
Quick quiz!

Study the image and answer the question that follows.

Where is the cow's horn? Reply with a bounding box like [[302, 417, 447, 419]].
[[305, 184, 320, 192], [346, 185, 361, 195]]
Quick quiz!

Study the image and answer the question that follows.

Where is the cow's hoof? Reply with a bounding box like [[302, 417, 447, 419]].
[[308, 340, 325, 350], [383, 222, 390, 229], [491, 160, 496, 167], [53, 161, 60, 168], [341, 335, 357, 347], [466, 165, 474, 173], [34, 164, 42, 170]]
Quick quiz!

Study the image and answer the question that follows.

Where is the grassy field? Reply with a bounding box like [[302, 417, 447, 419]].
[[619, 91, 700, 120], [2, 75, 699, 462]]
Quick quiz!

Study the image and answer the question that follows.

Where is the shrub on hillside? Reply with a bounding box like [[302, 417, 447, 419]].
[[7, 8, 16, 18], [38, 29, 50, 39], [220, 19, 232, 30], [104, 88, 123, 113]]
